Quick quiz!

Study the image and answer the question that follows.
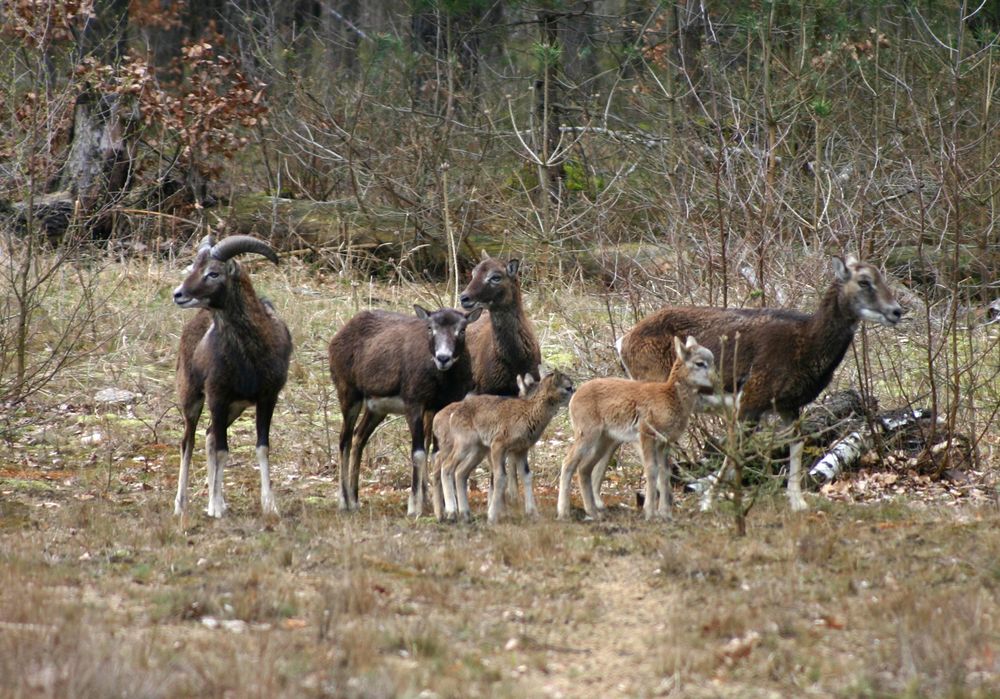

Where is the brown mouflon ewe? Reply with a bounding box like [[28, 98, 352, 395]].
[[432, 369, 575, 523], [328, 305, 482, 517], [616, 255, 902, 511], [173, 235, 292, 519], [559, 336, 714, 522], [459, 251, 543, 502], [460, 251, 542, 397]]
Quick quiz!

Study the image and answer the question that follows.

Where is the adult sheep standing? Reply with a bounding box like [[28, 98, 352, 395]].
[[458, 252, 543, 504], [616, 255, 903, 512], [173, 235, 292, 519], [329, 305, 482, 516]]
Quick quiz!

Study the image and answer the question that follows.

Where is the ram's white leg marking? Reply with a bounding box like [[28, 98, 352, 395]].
[[787, 439, 808, 512], [206, 439, 228, 519], [257, 445, 279, 517], [407, 449, 428, 517], [175, 440, 192, 516]]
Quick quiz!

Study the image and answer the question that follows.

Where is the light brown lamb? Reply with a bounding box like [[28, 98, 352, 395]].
[[432, 369, 574, 523], [558, 336, 714, 522]]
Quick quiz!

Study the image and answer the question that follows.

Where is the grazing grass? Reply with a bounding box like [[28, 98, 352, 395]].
[[5, 493, 998, 698], [0, 254, 998, 698]]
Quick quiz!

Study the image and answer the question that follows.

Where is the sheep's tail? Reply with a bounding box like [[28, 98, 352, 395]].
[[614, 334, 632, 379]]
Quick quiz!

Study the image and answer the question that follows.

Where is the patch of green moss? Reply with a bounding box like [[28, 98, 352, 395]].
[[0, 478, 56, 494], [542, 348, 576, 370]]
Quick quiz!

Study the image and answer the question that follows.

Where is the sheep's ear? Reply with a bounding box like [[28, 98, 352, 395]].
[[465, 307, 483, 323], [480, 249, 491, 261], [832, 256, 851, 282], [673, 335, 686, 361], [506, 259, 521, 277], [537, 364, 550, 379], [684, 335, 699, 351], [414, 305, 430, 320], [517, 374, 535, 395]]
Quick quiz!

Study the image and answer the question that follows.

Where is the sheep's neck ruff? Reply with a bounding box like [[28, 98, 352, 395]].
[[211, 278, 276, 358]]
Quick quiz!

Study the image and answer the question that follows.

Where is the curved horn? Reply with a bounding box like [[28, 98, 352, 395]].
[[210, 235, 279, 264]]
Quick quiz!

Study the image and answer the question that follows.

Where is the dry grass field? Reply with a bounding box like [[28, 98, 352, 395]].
[[1, 254, 998, 698]]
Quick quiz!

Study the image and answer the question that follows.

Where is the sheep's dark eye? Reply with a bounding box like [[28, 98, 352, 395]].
[[206, 271, 220, 279], [859, 278, 872, 288], [489, 275, 502, 284]]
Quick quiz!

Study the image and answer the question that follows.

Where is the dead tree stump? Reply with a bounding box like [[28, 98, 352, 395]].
[[12, 90, 133, 243]]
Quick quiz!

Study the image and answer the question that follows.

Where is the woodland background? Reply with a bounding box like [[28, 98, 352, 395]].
[[3, 0, 999, 398], [1, 3, 1000, 697]]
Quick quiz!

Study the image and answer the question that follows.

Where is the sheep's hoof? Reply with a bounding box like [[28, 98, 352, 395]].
[[458, 511, 472, 524], [407, 493, 425, 518], [338, 498, 359, 512], [261, 495, 280, 519], [173, 500, 186, 517], [788, 494, 808, 512]]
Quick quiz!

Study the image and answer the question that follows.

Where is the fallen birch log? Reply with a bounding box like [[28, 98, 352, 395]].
[[685, 390, 865, 493], [808, 408, 934, 484], [686, 392, 952, 494]]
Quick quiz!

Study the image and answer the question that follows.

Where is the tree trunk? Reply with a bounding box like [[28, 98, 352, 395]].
[[536, 9, 565, 203], [60, 92, 132, 212], [15, 91, 133, 243]]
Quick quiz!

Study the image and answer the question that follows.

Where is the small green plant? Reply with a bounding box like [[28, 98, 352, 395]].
[[532, 41, 562, 69], [811, 97, 833, 118]]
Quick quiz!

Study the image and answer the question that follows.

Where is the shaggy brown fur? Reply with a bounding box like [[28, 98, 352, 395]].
[[618, 256, 901, 421], [460, 253, 542, 396], [559, 336, 714, 522], [616, 255, 902, 511], [328, 305, 481, 516], [432, 370, 574, 523], [173, 235, 292, 519]]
